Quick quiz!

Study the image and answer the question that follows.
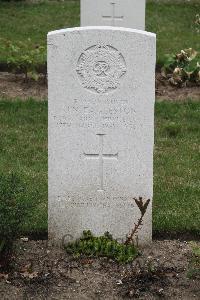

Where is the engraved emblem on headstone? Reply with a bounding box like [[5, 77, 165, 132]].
[[76, 45, 126, 94]]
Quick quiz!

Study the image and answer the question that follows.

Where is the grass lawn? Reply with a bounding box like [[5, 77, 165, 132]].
[[0, 98, 199, 236], [0, 0, 199, 64], [154, 101, 200, 235], [0, 99, 48, 234]]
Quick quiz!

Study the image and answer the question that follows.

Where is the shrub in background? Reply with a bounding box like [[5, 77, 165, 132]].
[[0, 38, 46, 81], [162, 48, 200, 87]]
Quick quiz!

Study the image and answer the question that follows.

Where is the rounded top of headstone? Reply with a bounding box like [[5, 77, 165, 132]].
[[48, 26, 156, 38]]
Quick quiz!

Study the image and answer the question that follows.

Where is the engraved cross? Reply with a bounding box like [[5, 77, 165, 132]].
[[84, 134, 118, 192], [102, 2, 124, 26]]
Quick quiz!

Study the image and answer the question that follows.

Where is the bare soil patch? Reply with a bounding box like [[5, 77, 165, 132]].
[[0, 239, 199, 299], [156, 73, 200, 101], [0, 72, 199, 101], [0, 72, 47, 101]]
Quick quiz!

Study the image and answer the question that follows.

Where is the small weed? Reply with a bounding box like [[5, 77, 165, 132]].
[[187, 242, 200, 279], [125, 197, 150, 245], [65, 231, 138, 263]]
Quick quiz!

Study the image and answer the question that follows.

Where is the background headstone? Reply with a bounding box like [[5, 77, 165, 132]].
[[81, 0, 146, 30], [48, 26, 156, 245]]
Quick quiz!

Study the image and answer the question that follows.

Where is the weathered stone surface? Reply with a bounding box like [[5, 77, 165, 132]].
[[48, 26, 156, 245], [81, 0, 146, 30]]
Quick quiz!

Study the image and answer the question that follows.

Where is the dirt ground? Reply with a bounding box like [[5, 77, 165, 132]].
[[0, 239, 199, 299], [155, 73, 200, 101], [0, 72, 199, 101], [0, 72, 47, 101]]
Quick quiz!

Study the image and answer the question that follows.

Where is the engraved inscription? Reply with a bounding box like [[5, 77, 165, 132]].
[[84, 134, 118, 192], [53, 98, 136, 129], [102, 2, 124, 26], [76, 45, 126, 94], [57, 195, 135, 209]]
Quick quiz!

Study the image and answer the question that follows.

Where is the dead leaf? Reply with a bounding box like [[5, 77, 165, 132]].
[[20, 271, 38, 279], [20, 263, 32, 273], [20, 237, 29, 242]]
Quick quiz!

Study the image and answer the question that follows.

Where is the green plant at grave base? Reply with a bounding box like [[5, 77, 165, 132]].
[[65, 231, 138, 263], [187, 242, 200, 279], [162, 48, 200, 87], [0, 173, 35, 270], [0, 38, 46, 82]]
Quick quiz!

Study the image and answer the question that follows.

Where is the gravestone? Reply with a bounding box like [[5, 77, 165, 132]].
[[48, 26, 156, 245], [81, 0, 146, 30]]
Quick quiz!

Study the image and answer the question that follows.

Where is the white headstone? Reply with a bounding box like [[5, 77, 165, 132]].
[[81, 0, 146, 30], [48, 26, 156, 246]]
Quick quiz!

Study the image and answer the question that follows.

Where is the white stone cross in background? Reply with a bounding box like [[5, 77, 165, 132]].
[[81, 0, 146, 30], [102, 2, 124, 26]]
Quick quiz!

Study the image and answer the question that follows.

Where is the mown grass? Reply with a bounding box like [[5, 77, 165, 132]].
[[147, 0, 200, 64], [0, 0, 199, 64], [154, 101, 200, 235], [0, 98, 199, 236], [0, 99, 48, 234]]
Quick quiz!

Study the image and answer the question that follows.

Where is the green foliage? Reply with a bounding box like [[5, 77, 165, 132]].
[[0, 38, 46, 81], [187, 242, 200, 279], [65, 231, 138, 263], [162, 48, 200, 86], [0, 173, 35, 258]]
